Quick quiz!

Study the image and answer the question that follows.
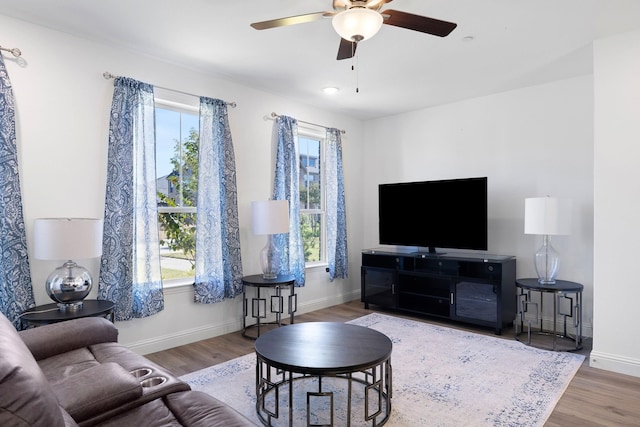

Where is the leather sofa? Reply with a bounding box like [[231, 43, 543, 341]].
[[0, 312, 257, 426]]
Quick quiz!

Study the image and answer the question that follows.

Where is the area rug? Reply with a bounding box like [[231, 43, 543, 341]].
[[181, 313, 585, 426]]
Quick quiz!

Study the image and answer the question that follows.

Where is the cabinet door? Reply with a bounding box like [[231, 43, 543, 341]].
[[397, 273, 452, 317], [453, 281, 497, 323], [362, 267, 396, 308]]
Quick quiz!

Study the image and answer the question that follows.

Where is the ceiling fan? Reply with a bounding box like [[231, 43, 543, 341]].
[[250, 0, 457, 60]]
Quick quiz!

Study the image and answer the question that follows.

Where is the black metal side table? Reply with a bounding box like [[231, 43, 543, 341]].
[[20, 299, 115, 328], [515, 278, 583, 351], [242, 274, 296, 339]]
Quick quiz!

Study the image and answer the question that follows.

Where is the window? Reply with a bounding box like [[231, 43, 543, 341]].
[[298, 130, 326, 265], [155, 95, 199, 283]]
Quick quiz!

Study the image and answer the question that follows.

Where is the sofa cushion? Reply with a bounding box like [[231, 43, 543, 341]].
[[38, 348, 101, 384], [0, 313, 67, 427], [54, 362, 143, 423]]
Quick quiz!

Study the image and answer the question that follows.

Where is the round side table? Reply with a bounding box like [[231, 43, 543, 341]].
[[20, 299, 115, 328], [242, 274, 296, 339], [515, 278, 583, 351]]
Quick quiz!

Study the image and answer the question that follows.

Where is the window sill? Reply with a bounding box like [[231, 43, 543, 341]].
[[161, 264, 328, 290], [163, 278, 194, 289], [306, 262, 329, 272]]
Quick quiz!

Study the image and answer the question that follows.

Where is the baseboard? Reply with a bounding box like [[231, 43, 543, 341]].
[[127, 318, 243, 355], [589, 351, 640, 377], [128, 289, 361, 355], [296, 289, 361, 315]]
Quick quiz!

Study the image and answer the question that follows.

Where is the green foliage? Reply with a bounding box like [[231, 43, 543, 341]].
[[300, 181, 322, 262]]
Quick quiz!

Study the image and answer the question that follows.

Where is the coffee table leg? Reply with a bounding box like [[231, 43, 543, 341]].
[[289, 372, 293, 427]]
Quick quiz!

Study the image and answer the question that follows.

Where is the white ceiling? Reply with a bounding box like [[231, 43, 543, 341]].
[[2, 0, 640, 120]]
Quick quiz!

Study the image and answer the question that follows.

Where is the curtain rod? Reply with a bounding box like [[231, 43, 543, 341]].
[[269, 112, 345, 134], [102, 72, 236, 108], [0, 45, 22, 57]]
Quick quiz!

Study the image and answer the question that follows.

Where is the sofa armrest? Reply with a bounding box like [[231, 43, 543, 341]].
[[19, 317, 118, 360], [54, 362, 142, 423]]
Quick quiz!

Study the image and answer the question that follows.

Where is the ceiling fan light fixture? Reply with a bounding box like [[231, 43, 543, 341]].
[[332, 7, 383, 42]]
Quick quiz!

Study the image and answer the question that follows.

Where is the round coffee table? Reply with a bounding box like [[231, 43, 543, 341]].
[[254, 322, 392, 426]]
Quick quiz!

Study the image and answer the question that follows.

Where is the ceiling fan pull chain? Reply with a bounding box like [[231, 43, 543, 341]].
[[351, 43, 359, 93], [351, 41, 356, 71], [356, 51, 360, 93]]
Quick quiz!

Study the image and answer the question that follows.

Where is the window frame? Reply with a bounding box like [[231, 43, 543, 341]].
[[298, 125, 327, 268], [154, 90, 200, 287]]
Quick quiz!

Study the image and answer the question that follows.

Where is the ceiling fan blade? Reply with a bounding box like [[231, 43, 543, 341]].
[[251, 12, 327, 30], [337, 38, 357, 60], [382, 9, 457, 37]]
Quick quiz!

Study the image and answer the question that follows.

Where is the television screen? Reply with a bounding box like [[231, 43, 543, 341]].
[[378, 177, 488, 253]]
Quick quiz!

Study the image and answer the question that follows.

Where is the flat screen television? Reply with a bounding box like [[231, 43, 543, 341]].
[[378, 177, 488, 254]]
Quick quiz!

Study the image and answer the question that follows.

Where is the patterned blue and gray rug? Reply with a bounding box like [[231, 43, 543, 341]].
[[181, 313, 584, 426]]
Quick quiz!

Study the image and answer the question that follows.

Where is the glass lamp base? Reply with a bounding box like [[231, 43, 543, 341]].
[[57, 301, 84, 311], [534, 235, 559, 284], [259, 235, 281, 280], [46, 260, 93, 310]]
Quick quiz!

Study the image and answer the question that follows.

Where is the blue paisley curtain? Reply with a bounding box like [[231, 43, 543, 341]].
[[194, 97, 243, 302], [0, 53, 35, 328], [272, 116, 305, 286], [99, 77, 164, 321], [325, 128, 348, 281]]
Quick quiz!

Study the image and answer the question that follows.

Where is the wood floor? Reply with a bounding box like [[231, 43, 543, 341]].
[[145, 300, 640, 426]]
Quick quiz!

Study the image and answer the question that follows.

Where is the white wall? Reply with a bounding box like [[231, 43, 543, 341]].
[[5, 13, 640, 377], [362, 76, 595, 335], [1, 14, 364, 354], [591, 29, 640, 377]]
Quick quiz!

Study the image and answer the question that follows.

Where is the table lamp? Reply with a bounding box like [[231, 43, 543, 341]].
[[33, 218, 103, 311], [524, 197, 572, 284], [252, 200, 289, 279]]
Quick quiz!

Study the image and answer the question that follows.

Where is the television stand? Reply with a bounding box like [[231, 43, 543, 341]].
[[361, 248, 516, 334]]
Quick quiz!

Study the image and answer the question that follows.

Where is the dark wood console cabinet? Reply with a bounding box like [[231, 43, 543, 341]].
[[361, 249, 516, 334]]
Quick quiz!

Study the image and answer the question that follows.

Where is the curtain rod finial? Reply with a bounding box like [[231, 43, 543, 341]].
[[0, 46, 21, 57]]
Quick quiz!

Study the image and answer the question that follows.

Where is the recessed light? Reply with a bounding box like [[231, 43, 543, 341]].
[[462, 36, 475, 42], [323, 87, 339, 94]]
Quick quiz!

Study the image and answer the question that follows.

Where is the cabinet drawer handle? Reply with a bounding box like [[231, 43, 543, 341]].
[[450, 292, 454, 305]]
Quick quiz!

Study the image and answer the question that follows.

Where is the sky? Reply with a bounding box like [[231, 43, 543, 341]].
[[155, 107, 198, 177]]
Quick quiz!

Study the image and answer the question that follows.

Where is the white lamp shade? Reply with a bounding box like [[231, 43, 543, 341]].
[[252, 200, 290, 235], [332, 8, 383, 42], [524, 197, 572, 236], [34, 218, 103, 260]]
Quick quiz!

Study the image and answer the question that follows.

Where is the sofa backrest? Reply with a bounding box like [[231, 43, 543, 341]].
[[0, 312, 71, 427]]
